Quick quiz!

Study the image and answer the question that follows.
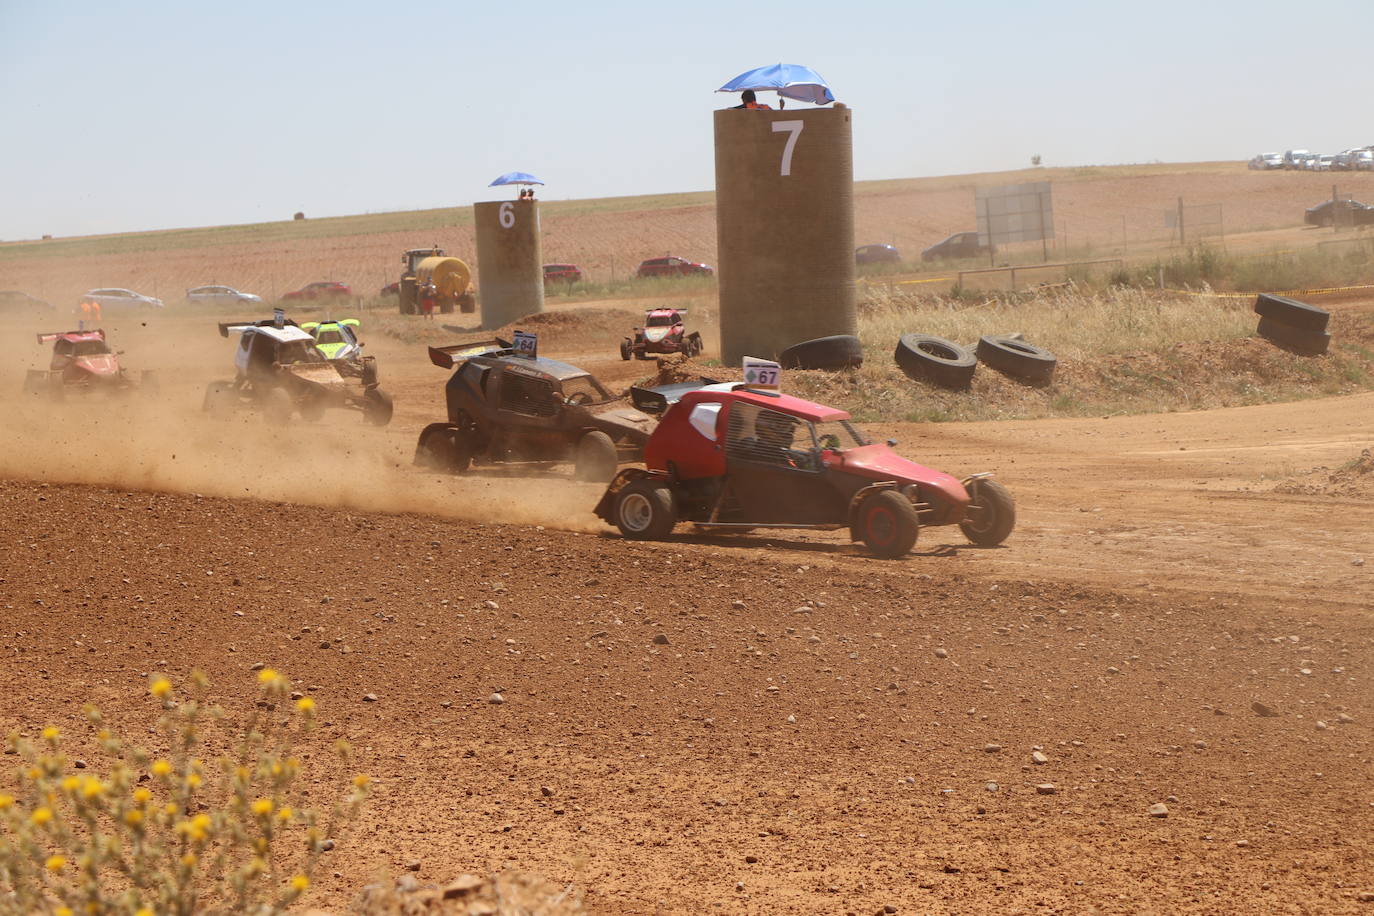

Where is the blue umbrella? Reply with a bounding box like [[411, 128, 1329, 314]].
[[489, 171, 545, 187], [717, 63, 834, 105]]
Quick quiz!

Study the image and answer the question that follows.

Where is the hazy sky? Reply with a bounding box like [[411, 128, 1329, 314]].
[[2, 0, 1371, 239]]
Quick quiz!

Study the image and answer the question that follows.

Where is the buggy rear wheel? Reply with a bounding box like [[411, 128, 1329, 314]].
[[857, 490, 919, 559], [614, 479, 677, 540], [620, 340, 631, 361], [959, 478, 1015, 546]]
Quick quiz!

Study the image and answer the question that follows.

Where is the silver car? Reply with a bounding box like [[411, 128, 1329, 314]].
[[185, 285, 262, 307], [83, 288, 165, 309]]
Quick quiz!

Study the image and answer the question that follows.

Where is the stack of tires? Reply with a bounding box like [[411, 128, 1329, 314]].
[[1254, 294, 1331, 356], [779, 335, 864, 370], [894, 333, 1057, 389]]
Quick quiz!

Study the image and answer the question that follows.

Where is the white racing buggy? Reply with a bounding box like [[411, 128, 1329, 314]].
[[203, 316, 392, 425]]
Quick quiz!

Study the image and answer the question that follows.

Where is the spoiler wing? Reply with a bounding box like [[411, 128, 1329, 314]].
[[427, 337, 513, 370], [628, 377, 721, 415], [218, 317, 300, 337], [37, 329, 104, 343]]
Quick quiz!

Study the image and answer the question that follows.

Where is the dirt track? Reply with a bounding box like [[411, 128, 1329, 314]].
[[1, 306, 1372, 912]]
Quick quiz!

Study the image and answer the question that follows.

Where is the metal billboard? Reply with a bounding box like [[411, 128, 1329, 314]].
[[976, 181, 1054, 248]]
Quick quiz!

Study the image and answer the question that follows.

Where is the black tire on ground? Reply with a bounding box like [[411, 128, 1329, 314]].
[[1253, 293, 1330, 332], [362, 387, 394, 426], [620, 340, 631, 361], [975, 335, 1057, 386], [414, 424, 474, 473], [959, 478, 1016, 547], [1257, 316, 1331, 356], [613, 479, 677, 540], [779, 335, 864, 370], [893, 334, 977, 389], [574, 430, 618, 482], [203, 381, 236, 414], [856, 490, 919, 559], [261, 387, 293, 425]]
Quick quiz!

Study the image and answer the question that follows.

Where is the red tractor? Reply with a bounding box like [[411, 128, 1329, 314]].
[[620, 307, 703, 360], [594, 381, 1014, 558], [23, 329, 155, 399]]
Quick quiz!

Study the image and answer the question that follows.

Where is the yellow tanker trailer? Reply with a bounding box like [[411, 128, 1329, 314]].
[[398, 247, 476, 315]]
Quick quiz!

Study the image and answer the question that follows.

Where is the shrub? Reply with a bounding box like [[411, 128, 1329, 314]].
[[0, 671, 369, 915]]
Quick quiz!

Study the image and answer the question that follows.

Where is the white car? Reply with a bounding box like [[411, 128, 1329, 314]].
[[83, 288, 165, 309], [185, 285, 262, 307], [1354, 150, 1374, 171]]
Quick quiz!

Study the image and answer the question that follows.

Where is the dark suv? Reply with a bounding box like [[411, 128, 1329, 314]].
[[636, 256, 713, 279], [414, 338, 655, 482], [921, 232, 988, 262], [1304, 198, 1374, 228], [855, 244, 901, 265]]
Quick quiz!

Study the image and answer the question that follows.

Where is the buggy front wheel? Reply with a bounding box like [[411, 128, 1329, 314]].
[[959, 478, 1015, 546]]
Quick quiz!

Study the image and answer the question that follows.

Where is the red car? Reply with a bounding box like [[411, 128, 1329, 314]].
[[620, 307, 703, 360], [24, 329, 154, 398], [543, 263, 584, 285], [282, 281, 353, 302], [636, 256, 713, 279], [594, 381, 1014, 558]]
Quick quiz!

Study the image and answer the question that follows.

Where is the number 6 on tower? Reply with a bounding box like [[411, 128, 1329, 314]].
[[772, 120, 804, 177]]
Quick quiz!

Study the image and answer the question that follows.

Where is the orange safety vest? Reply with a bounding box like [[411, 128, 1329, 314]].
[[745, 102, 772, 110]]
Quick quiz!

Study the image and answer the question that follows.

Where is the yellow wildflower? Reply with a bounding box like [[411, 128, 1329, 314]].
[[163, 803, 178, 816], [132, 787, 152, 804], [0, 794, 12, 809], [290, 874, 309, 892], [150, 760, 172, 777], [61, 776, 80, 793], [41, 726, 60, 741], [185, 772, 202, 790], [353, 774, 371, 789], [136, 909, 154, 916], [81, 777, 106, 799], [45, 854, 66, 872], [149, 677, 172, 698], [256, 668, 280, 685], [55, 908, 73, 916], [181, 852, 197, 868], [276, 806, 294, 822], [124, 809, 144, 827], [295, 696, 315, 713], [251, 798, 273, 816], [31, 806, 53, 826]]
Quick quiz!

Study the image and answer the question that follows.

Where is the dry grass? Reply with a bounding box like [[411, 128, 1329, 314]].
[[857, 284, 1256, 360]]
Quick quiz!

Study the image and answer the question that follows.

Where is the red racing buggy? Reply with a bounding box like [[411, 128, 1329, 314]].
[[23, 329, 155, 399], [620, 307, 703, 360], [593, 381, 1014, 558]]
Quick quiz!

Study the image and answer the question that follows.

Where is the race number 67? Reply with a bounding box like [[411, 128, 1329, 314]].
[[772, 120, 804, 177], [499, 201, 515, 228]]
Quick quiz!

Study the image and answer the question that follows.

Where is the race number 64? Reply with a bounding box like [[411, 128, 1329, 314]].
[[772, 120, 804, 177]]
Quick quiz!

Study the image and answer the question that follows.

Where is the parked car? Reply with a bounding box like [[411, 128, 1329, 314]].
[[1304, 198, 1374, 227], [1248, 153, 1283, 170], [185, 285, 262, 307], [636, 256, 713, 279], [543, 263, 584, 285], [1313, 155, 1335, 172], [1332, 151, 1357, 171], [1355, 150, 1374, 171], [83, 288, 165, 309], [1282, 149, 1312, 169], [380, 282, 400, 296], [921, 231, 988, 262], [855, 244, 901, 265], [0, 290, 53, 314], [281, 281, 352, 302]]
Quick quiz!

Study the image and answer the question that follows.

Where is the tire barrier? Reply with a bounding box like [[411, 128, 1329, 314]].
[[975, 335, 1058, 386], [893, 334, 977, 390]]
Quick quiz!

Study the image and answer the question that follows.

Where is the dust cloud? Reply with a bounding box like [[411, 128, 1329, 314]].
[[0, 315, 605, 533]]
